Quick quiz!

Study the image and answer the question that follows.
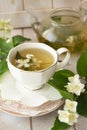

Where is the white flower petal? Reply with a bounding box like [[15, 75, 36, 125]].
[[17, 64, 23, 68], [26, 54, 34, 59], [68, 112, 79, 125], [25, 58, 30, 63], [24, 63, 30, 68], [58, 110, 69, 124], [68, 74, 80, 83], [64, 99, 77, 112], [66, 36, 74, 43], [65, 75, 85, 96], [16, 59, 23, 64]]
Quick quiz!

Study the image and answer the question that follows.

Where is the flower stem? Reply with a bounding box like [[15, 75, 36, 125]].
[[73, 123, 78, 130]]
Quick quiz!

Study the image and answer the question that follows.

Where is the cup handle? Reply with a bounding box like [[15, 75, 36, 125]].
[[57, 47, 70, 70]]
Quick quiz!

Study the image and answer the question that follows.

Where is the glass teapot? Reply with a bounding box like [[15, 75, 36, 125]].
[[32, 8, 87, 53]]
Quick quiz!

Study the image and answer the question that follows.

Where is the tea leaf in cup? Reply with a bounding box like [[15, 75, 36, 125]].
[[15, 51, 24, 60]]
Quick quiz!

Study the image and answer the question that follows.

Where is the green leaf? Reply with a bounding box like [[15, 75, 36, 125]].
[[0, 59, 8, 74], [77, 93, 87, 115], [12, 35, 31, 46], [0, 38, 13, 53], [48, 69, 74, 100], [58, 89, 74, 100], [53, 69, 74, 88], [0, 38, 13, 75], [77, 47, 87, 77], [51, 117, 69, 130], [0, 35, 31, 75], [49, 79, 74, 100], [0, 52, 7, 59]]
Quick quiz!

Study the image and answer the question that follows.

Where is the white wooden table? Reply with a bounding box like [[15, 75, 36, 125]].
[[0, 27, 87, 130]]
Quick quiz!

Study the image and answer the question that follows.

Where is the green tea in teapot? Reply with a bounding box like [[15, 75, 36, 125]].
[[33, 8, 87, 53]]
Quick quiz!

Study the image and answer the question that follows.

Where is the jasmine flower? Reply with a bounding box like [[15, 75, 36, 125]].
[[65, 74, 85, 96], [64, 99, 77, 113]]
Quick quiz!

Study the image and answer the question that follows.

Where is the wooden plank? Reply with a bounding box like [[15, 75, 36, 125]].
[[32, 111, 57, 130], [0, 0, 29, 28], [24, 0, 52, 9], [53, 0, 80, 8], [11, 29, 23, 36], [0, 9, 52, 28], [0, 0, 23, 12], [23, 28, 38, 42], [0, 11, 36, 28], [0, 111, 31, 130]]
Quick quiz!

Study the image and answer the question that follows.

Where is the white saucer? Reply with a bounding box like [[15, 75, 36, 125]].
[[0, 71, 63, 117]]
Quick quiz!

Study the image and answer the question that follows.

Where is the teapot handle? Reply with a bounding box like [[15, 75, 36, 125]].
[[57, 47, 70, 70]]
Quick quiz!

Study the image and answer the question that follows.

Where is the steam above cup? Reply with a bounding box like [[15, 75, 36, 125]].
[[7, 42, 70, 90]]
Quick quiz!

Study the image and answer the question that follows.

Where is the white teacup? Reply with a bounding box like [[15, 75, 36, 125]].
[[7, 42, 70, 90]]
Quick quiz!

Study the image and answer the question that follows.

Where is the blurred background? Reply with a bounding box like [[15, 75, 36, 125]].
[[0, 0, 81, 28]]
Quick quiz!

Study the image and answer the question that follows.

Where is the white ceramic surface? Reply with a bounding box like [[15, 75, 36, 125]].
[[0, 71, 63, 117]]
